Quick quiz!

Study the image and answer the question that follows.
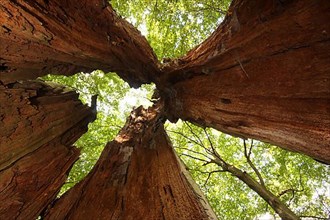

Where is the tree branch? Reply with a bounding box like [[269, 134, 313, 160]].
[[167, 129, 203, 149], [201, 170, 225, 187], [203, 128, 216, 154], [174, 146, 212, 160], [211, 155, 299, 220], [167, 128, 213, 155], [243, 140, 265, 187], [184, 122, 205, 147], [179, 153, 210, 164], [300, 216, 328, 220]]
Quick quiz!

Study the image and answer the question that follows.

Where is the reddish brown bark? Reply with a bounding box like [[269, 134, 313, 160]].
[[0, 80, 95, 219], [0, 0, 160, 87], [161, 0, 330, 163], [1, 0, 329, 162], [43, 105, 216, 220], [0, 2, 329, 219]]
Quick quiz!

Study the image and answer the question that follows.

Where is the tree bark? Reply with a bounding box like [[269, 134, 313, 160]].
[[0, 80, 95, 219], [161, 0, 330, 164], [0, 0, 329, 218], [43, 104, 216, 220], [0, 0, 160, 87], [1, 0, 329, 163]]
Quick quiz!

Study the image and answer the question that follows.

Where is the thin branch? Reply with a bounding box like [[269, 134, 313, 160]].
[[203, 128, 226, 164], [243, 140, 265, 187], [184, 122, 204, 147], [203, 128, 215, 153], [167, 129, 213, 155], [300, 216, 328, 220], [174, 146, 212, 160], [167, 129, 203, 148], [248, 139, 253, 158], [278, 188, 295, 197], [179, 153, 210, 164], [288, 189, 295, 206], [202, 170, 225, 187], [281, 169, 306, 206], [278, 186, 303, 199]]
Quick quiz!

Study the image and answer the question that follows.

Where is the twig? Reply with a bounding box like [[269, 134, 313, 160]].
[[202, 170, 225, 187], [300, 216, 328, 220], [174, 146, 212, 160], [243, 140, 265, 186], [179, 153, 210, 164], [184, 122, 204, 147], [167, 129, 202, 148], [167, 128, 213, 155]]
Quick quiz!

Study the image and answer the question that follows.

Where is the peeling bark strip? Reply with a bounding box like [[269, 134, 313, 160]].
[[0, 80, 95, 219], [0, 0, 160, 87], [44, 104, 216, 220], [162, 0, 330, 163]]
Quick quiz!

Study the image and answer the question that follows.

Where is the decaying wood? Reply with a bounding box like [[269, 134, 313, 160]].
[[43, 104, 216, 220], [161, 0, 330, 163], [0, 80, 95, 219], [0, 0, 160, 87]]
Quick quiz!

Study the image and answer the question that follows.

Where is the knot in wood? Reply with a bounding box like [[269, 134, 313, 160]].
[[133, 122, 144, 133]]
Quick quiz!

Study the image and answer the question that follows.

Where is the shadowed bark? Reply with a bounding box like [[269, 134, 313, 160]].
[[0, 80, 95, 219], [43, 104, 216, 220], [0, 0, 160, 87], [161, 0, 330, 164]]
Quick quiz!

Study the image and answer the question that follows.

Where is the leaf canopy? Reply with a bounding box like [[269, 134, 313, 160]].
[[112, 0, 230, 59]]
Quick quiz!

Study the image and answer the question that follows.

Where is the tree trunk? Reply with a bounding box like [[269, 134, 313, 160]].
[[0, 0, 160, 87], [1, 0, 328, 188], [2, 0, 329, 163], [161, 0, 330, 164], [43, 104, 216, 220], [0, 0, 329, 218], [0, 80, 95, 219]]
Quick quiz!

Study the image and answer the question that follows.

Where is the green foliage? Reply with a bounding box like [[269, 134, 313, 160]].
[[42, 71, 154, 194], [166, 120, 330, 219], [112, 0, 230, 59]]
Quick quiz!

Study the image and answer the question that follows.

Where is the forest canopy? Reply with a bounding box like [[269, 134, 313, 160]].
[[39, 1, 330, 219]]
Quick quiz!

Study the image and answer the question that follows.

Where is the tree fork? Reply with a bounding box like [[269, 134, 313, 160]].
[[1, 0, 328, 164], [43, 103, 216, 220]]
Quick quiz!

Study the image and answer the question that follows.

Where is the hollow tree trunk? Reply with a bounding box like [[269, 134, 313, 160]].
[[0, 0, 160, 87], [0, 80, 95, 219], [43, 104, 216, 220], [1, 0, 329, 162], [161, 0, 330, 164]]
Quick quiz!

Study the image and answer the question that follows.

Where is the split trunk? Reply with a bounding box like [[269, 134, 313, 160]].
[[43, 105, 216, 220], [0, 0, 329, 218]]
